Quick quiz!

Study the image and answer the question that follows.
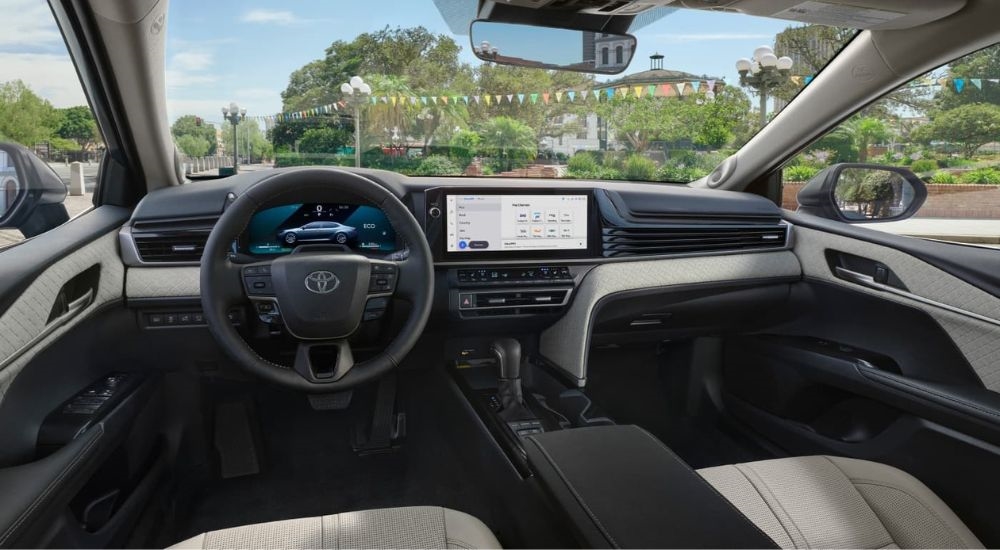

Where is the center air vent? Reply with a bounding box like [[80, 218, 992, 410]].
[[130, 217, 217, 263], [602, 224, 787, 257]]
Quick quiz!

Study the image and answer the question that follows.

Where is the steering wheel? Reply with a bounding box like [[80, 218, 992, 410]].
[[200, 167, 434, 391]]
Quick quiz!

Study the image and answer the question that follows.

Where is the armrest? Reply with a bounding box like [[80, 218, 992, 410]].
[[524, 425, 776, 549]]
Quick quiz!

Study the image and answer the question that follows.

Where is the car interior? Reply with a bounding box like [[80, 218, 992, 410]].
[[2, 0, 1000, 548]]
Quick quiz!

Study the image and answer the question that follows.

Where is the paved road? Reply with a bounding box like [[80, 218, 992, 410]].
[[870, 218, 1000, 247], [48, 161, 101, 192]]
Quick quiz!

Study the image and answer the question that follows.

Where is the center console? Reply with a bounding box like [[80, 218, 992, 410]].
[[425, 187, 600, 320], [524, 425, 778, 549]]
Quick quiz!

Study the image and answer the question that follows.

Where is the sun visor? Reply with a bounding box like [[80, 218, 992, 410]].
[[675, 0, 966, 30]]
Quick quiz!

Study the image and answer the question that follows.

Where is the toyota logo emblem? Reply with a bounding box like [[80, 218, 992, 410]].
[[304, 271, 340, 294]]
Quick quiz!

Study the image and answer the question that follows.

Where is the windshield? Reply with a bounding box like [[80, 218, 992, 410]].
[[165, 2, 854, 183]]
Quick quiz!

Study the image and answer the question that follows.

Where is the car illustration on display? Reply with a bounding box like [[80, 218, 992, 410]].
[[276, 221, 358, 245]]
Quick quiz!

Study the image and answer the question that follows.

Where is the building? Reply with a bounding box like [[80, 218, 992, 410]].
[[588, 32, 634, 72]]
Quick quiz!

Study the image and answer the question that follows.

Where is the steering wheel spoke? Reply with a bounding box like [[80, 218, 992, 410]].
[[293, 340, 354, 383], [385, 257, 424, 299]]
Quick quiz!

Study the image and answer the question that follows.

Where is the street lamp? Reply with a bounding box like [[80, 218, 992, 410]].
[[736, 46, 793, 127], [473, 41, 499, 61], [341, 75, 372, 168], [221, 102, 246, 172]]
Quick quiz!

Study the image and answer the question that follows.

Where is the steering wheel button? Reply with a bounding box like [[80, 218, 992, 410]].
[[244, 266, 260, 275]]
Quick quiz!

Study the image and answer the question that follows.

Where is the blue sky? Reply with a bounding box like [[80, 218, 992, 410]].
[[163, 2, 807, 125], [1, 0, 815, 125]]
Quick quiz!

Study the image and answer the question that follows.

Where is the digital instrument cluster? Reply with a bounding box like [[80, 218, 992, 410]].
[[244, 203, 398, 255]]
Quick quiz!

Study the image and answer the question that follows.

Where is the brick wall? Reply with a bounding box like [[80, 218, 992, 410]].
[[782, 182, 1000, 219]]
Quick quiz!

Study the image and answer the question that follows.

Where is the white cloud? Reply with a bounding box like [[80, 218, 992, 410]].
[[171, 51, 213, 72], [240, 9, 298, 25], [652, 33, 773, 44], [165, 50, 217, 91], [0, 52, 88, 107], [0, 0, 63, 48]]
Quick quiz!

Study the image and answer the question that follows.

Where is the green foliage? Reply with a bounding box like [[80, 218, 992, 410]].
[[269, 116, 348, 151], [910, 159, 938, 173], [175, 134, 211, 157], [171, 114, 217, 156], [959, 168, 1000, 184], [56, 106, 98, 149], [930, 171, 957, 184], [298, 127, 351, 154], [221, 119, 272, 162], [477, 116, 537, 170], [623, 154, 656, 181], [655, 164, 709, 183], [274, 153, 354, 168], [413, 155, 461, 176], [835, 168, 902, 218], [567, 152, 599, 175], [783, 165, 820, 182], [48, 136, 82, 152], [0, 80, 61, 146], [916, 103, 1000, 158], [448, 130, 480, 166]]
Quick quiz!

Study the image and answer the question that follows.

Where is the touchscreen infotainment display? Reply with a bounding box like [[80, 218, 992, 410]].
[[445, 194, 588, 253]]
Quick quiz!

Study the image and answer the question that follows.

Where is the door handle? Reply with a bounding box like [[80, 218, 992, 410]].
[[834, 266, 1000, 329]]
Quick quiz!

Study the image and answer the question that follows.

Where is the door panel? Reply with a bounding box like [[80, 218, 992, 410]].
[[792, 224, 1000, 390], [724, 218, 1000, 545], [0, 229, 125, 405]]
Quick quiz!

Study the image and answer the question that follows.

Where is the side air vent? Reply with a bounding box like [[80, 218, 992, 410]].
[[602, 223, 788, 258], [130, 217, 217, 263]]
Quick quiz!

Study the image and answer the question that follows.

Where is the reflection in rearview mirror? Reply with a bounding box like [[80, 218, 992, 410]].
[[470, 20, 636, 75], [0, 149, 21, 221], [834, 168, 916, 221]]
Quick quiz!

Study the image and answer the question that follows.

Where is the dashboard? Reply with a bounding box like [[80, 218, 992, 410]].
[[242, 202, 399, 256]]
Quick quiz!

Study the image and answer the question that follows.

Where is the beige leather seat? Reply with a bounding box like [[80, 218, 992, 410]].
[[170, 506, 501, 549], [699, 455, 983, 549]]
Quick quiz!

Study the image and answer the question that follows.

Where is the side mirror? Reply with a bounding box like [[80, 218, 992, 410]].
[[796, 163, 927, 223], [0, 142, 69, 238]]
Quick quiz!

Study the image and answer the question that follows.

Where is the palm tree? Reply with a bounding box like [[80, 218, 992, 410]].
[[478, 116, 537, 170]]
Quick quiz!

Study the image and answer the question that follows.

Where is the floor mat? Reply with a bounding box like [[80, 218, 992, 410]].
[[585, 343, 775, 470], [173, 365, 567, 548]]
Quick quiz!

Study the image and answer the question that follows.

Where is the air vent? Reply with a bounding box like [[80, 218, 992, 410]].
[[131, 217, 217, 263], [457, 287, 573, 317], [602, 223, 787, 257]]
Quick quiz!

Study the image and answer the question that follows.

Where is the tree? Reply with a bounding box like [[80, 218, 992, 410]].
[[297, 127, 351, 155], [171, 115, 217, 155], [936, 44, 1000, 110], [221, 119, 272, 163], [56, 106, 98, 150], [849, 117, 890, 163], [0, 80, 60, 146], [477, 117, 537, 170], [915, 103, 1000, 157], [175, 134, 211, 157], [688, 86, 753, 149], [269, 115, 350, 152]]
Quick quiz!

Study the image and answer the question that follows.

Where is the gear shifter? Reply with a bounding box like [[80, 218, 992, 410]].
[[492, 338, 536, 422]]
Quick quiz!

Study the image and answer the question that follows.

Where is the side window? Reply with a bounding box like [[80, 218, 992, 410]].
[[784, 44, 1000, 247], [0, 10, 102, 249]]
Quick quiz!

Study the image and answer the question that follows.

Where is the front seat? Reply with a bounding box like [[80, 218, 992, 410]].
[[699, 455, 983, 549], [170, 506, 501, 549]]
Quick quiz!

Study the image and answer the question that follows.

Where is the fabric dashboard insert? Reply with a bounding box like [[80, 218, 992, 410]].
[[246, 203, 398, 255]]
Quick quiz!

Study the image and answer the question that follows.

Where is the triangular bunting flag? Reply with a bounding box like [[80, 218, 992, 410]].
[[567, 91, 575, 102], [542, 92, 550, 104], [647, 85, 656, 97], [660, 84, 673, 97], [494, 95, 501, 104], [706, 80, 716, 92], [804, 76, 814, 85], [954, 78, 966, 93], [390, 97, 397, 106], [791, 76, 802, 86], [972, 78, 983, 90], [473, 95, 481, 104], [606, 88, 615, 100], [592, 89, 600, 100], [634, 86, 644, 98], [432, 97, 438, 104], [452, 96, 460, 104], [441, 96, 449, 104], [462, 96, 469, 104], [555, 91, 563, 102], [530, 93, 538, 104], [674, 83, 685, 96], [506, 94, 514, 104], [421, 96, 428, 105], [517, 93, 525, 104], [484, 95, 492, 106], [691, 81, 700, 92]]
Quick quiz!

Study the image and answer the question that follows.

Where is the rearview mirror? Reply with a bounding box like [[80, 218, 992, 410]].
[[470, 20, 636, 75], [797, 164, 927, 223], [0, 142, 69, 238]]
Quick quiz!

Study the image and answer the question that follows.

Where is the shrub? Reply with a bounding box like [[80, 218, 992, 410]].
[[623, 154, 657, 181], [959, 168, 1000, 184], [567, 152, 599, 175], [655, 165, 709, 183], [413, 155, 461, 176], [930, 171, 957, 184], [783, 165, 820, 182], [910, 159, 938, 173]]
